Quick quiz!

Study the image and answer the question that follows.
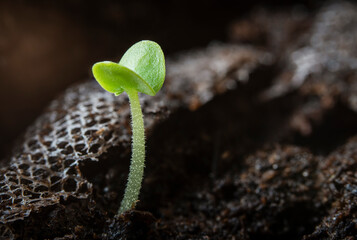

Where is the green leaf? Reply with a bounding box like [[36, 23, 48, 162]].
[[92, 40, 165, 96], [119, 40, 166, 94], [92, 61, 155, 96]]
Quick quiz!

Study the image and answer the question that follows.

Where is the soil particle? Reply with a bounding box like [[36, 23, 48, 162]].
[[148, 145, 322, 240], [304, 137, 357, 240], [105, 210, 156, 240], [7, 198, 106, 239]]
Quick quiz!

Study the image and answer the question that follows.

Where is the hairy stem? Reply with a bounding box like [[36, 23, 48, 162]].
[[119, 89, 145, 214]]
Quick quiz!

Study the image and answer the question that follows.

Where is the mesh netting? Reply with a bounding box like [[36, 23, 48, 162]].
[[0, 44, 267, 234], [0, 82, 127, 223]]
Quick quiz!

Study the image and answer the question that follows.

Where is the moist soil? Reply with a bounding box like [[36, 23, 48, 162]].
[[1, 2, 357, 240]]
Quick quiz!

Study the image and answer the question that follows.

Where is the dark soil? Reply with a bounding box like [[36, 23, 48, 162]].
[[1, 2, 357, 240]]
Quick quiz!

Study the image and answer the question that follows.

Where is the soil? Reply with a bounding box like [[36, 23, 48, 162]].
[[1, 2, 357, 240]]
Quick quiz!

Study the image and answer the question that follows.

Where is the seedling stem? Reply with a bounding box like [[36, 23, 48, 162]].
[[119, 89, 145, 213]]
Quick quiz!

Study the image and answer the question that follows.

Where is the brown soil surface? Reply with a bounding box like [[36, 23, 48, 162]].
[[1, 2, 356, 239]]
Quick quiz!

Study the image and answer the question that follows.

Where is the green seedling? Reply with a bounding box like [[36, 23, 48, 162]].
[[92, 40, 165, 214]]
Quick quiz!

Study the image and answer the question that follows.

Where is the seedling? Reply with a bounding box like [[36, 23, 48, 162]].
[[92, 40, 165, 214]]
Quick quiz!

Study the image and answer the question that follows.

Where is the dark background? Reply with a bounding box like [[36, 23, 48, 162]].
[[0, 0, 322, 159]]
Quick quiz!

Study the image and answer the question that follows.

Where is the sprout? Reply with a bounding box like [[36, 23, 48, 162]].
[[92, 40, 165, 214]]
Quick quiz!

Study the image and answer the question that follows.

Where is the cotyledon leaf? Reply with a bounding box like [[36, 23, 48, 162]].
[[92, 40, 165, 96], [92, 62, 155, 96], [119, 40, 166, 94]]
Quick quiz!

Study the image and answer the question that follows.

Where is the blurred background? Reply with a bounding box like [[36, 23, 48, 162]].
[[0, 0, 322, 159]]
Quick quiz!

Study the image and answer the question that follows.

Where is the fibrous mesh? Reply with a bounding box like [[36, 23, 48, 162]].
[[0, 82, 129, 223], [0, 44, 267, 235]]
